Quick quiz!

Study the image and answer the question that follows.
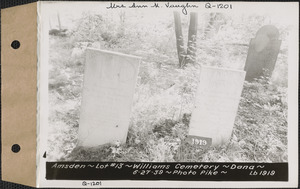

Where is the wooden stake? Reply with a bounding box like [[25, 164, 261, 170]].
[[57, 12, 62, 30], [49, 18, 52, 30]]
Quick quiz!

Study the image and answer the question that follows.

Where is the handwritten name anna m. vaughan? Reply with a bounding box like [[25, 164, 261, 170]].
[[106, 2, 198, 15]]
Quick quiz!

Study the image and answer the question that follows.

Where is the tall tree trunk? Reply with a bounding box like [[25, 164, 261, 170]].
[[173, 11, 186, 68], [186, 12, 198, 65]]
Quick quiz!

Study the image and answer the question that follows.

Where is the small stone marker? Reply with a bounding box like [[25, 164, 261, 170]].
[[244, 25, 281, 81], [188, 65, 245, 147], [78, 48, 140, 147], [185, 135, 212, 149]]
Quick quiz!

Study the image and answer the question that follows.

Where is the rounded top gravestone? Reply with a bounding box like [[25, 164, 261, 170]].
[[254, 25, 279, 52], [244, 25, 281, 81], [256, 25, 280, 40]]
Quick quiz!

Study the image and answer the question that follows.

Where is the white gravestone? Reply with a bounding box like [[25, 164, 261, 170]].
[[188, 65, 245, 147], [78, 48, 141, 147]]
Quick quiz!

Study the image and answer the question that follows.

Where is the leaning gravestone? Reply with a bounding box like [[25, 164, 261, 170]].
[[244, 25, 281, 81], [187, 65, 245, 147], [77, 48, 140, 147]]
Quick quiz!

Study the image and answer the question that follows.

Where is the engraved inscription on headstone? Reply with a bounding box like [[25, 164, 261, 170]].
[[188, 65, 245, 146], [77, 48, 140, 147], [244, 25, 281, 81]]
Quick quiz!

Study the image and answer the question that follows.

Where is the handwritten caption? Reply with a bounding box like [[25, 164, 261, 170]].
[[106, 2, 233, 15], [82, 181, 101, 186]]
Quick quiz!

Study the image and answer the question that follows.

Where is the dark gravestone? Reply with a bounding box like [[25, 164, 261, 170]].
[[244, 25, 281, 81]]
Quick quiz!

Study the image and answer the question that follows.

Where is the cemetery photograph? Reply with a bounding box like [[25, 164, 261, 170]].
[[45, 4, 292, 163]]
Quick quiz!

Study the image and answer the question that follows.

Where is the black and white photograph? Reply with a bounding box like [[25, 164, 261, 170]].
[[36, 1, 298, 187]]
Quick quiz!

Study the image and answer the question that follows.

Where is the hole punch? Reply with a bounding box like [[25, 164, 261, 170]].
[[11, 144, 21, 153], [11, 40, 20, 49]]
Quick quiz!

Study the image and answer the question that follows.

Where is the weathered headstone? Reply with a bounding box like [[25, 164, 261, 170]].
[[244, 25, 281, 81], [77, 48, 140, 147], [188, 65, 245, 147]]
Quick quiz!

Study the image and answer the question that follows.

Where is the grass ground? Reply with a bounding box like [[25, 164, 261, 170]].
[[47, 32, 288, 162]]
